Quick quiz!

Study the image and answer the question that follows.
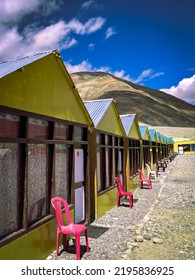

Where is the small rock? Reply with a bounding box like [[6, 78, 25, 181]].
[[122, 254, 131, 260], [127, 242, 138, 248], [125, 248, 133, 255], [153, 238, 163, 244], [135, 229, 141, 235], [135, 235, 144, 242], [143, 233, 152, 240]]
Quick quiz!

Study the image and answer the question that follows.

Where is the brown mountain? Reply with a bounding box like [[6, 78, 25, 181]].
[[71, 71, 195, 127]]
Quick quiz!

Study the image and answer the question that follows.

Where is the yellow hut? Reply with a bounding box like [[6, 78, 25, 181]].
[[0, 50, 93, 259], [139, 125, 151, 170], [84, 99, 126, 220], [173, 138, 195, 155], [120, 114, 142, 192]]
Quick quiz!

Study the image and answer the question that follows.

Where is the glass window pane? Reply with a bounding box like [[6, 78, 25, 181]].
[[119, 138, 123, 146], [0, 113, 19, 138], [28, 118, 48, 139], [97, 147, 105, 192], [55, 122, 69, 140], [55, 144, 68, 200], [74, 126, 82, 141], [100, 134, 105, 145], [0, 143, 18, 238], [28, 144, 47, 224], [74, 126, 87, 141], [191, 144, 195, 151], [114, 137, 118, 146]]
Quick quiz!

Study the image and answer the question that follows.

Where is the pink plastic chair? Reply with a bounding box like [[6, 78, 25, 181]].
[[51, 197, 90, 260], [115, 177, 133, 208], [137, 169, 152, 189]]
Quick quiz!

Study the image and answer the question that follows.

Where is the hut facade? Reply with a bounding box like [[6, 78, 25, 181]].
[[0, 50, 93, 259], [84, 99, 126, 220]]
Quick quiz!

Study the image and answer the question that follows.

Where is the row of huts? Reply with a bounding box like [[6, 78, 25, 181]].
[[0, 50, 174, 259]]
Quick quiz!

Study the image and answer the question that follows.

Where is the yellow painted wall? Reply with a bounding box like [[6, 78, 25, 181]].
[[141, 128, 150, 141], [0, 220, 56, 260], [0, 211, 74, 260], [128, 175, 140, 193], [128, 121, 141, 139], [97, 104, 125, 136], [173, 139, 195, 155], [97, 188, 117, 218], [0, 53, 91, 125]]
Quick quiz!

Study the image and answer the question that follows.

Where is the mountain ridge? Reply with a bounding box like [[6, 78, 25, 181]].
[[71, 71, 195, 127]]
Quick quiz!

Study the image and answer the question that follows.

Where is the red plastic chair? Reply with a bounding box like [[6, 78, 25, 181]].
[[51, 197, 90, 260], [115, 177, 133, 208], [137, 169, 152, 189]]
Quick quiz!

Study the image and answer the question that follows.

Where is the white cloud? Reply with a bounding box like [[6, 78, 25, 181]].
[[105, 27, 117, 39], [0, 0, 41, 22], [0, 16, 105, 61], [65, 61, 165, 87], [65, 60, 112, 74], [132, 68, 164, 83], [31, 21, 69, 50], [81, 0, 103, 10], [66, 17, 105, 35], [113, 70, 131, 81], [160, 75, 195, 105], [88, 43, 96, 50], [81, 0, 95, 10], [65, 60, 93, 73], [65, 60, 131, 80]]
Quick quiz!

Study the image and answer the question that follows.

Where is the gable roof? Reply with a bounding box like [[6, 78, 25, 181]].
[[84, 99, 113, 127], [0, 50, 93, 125], [84, 98, 125, 136], [149, 129, 157, 142], [0, 51, 53, 78], [139, 125, 151, 141], [120, 114, 142, 139]]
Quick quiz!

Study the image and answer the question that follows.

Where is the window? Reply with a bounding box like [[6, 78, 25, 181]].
[[54, 144, 69, 200], [0, 143, 19, 238], [0, 113, 20, 138], [0, 108, 88, 243], [74, 126, 87, 141], [28, 144, 47, 225], [28, 118, 48, 139], [129, 139, 141, 177], [55, 122, 69, 140], [97, 133, 124, 193], [191, 144, 195, 151]]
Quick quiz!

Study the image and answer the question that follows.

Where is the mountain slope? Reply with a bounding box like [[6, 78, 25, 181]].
[[71, 72, 195, 127]]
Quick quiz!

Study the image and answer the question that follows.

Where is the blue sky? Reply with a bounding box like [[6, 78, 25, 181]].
[[0, 0, 195, 105]]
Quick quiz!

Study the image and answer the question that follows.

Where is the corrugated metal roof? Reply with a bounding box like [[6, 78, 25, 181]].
[[120, 114, 136, 135], [149, 129, 156, 141], [83, 99, 113, 128], [0, 50, 55, 78], [139, 125, 148, 138]]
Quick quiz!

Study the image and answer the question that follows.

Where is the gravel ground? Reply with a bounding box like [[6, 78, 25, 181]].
[[47, 154, 195, 260]]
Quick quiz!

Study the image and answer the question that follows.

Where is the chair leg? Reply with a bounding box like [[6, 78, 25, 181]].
[[63, 234, 67, 251], [130, 194, 133, 208], [85, 230, 90, 252], [56, 232, 60, 256], [75, 233, 81, 260], [148, 180, 152, 189]]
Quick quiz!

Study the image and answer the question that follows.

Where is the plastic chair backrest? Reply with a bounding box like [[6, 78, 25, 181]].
[[138, 168, 145, 180], [145, 163, 151, 172], [51, 197, 73, 229], [115, 177, 124, 194]]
